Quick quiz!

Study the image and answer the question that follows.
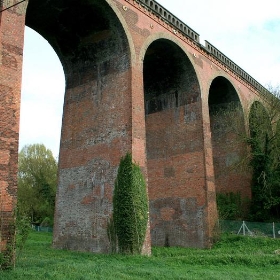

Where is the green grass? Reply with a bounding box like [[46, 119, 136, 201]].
[[1, 232, 280, 279]]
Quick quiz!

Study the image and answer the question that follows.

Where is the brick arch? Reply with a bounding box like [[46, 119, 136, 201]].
[[248, 94, 275, 114], [208, 76, 251, 199], [208, 75, 242, 110], [143, 38, 201, 113], [139, 33, 202, 92], [3, 0, 276, 258], [25, 0, 136, 67], [205, 73, 245, 112], [142, 37, 208, 248], [22, 0, 140, 253]]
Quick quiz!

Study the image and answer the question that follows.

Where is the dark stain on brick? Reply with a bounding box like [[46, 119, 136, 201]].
[[2, 43, 23, 55], [2, 51, 18, 70], [164, 167, 175, 178]]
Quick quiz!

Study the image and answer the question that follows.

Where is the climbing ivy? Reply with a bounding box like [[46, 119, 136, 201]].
[[16, 214, 31, 253], [112, 153, 148, 254], [0, 220, 16, 270], [0, 212, 31, 270], [248, 99, 280, 221]]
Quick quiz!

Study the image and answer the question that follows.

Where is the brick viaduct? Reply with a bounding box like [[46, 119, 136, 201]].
[[0, 0, 274, 255]]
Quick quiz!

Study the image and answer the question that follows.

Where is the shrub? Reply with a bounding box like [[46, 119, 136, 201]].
[[112, 153, 148, 254]]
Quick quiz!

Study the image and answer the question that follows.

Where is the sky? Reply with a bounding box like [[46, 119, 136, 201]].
[[20, 0, 280, 159]]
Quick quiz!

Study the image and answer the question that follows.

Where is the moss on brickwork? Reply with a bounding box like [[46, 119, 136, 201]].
[[0, 220, 16, 270]]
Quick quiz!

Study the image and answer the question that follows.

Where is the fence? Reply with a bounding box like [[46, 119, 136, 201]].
[[31, 225, 53, 233], [220, 220, 280, 238], [30, 220, 280, 238]]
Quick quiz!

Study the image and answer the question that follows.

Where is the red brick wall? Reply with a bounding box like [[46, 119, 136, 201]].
[[1, 0, 267, 256], [52, 0, 139, 253], [208, 77, 252, 199], [146, 105, 208, 247], [210, 112, 252, 198], [0, 0, 27, 265], [124, 0, 217, 247]]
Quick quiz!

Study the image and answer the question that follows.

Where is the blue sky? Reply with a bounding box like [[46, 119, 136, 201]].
[[20, 0, 280, 158]]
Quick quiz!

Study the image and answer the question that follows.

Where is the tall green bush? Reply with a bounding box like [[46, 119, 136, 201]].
[[112, 153, 148, 254]]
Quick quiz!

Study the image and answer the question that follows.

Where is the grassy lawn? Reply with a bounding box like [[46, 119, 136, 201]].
[[1, 231, 280, 279]]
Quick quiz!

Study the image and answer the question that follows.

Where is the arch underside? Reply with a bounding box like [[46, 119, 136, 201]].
[[209, 77, 251, 199], [26, 0, 132, 253], [144, 39, 207, 248]]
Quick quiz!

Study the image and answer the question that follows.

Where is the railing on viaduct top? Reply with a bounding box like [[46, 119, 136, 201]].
[[204, 41, 270, 97], [134, 0, 270, 97], [136, 0, 200, 43]]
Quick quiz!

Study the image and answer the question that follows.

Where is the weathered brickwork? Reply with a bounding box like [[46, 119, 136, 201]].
[[0, 0, 273, 256], [209, 77, 252, 198], [0, 0, 27, 261]]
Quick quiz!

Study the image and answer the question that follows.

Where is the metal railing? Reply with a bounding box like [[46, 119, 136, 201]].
[[134, 0, 270, 97], [220, 220, 280, 238], [136, 0, 200, 43], [32, 225, 53, 233], [205, 41, 270, 97]]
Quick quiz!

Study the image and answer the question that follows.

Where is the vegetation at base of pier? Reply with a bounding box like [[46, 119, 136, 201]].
[[110, 153, 148, 254], [0, 222, 16, 270], [0, 214, 31, 270], [1, 143, 55, 270], [1, 231, 280, 279]]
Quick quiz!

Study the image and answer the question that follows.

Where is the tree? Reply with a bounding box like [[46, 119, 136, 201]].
[[17, 144, 57, 226], [111, 153, 148, 254], [213, 85, 280, 221], [248, 86, 280, 220]]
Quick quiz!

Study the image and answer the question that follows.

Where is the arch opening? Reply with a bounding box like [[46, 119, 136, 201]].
[[208, 77, 250, 219], [144, 39, 205, 248], [18, 26, 65, 236], [144, 39, 199, 114], [26, 0, 130, 89], [25, 0, 132, 253], [20, 27, 65, 159], [209, 76, 240, 112]]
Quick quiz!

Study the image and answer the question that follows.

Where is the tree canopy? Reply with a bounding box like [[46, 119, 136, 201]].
[[214, 85, 280, 221], [248, 87, 280, 221], [17, 144, 57, 226]]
